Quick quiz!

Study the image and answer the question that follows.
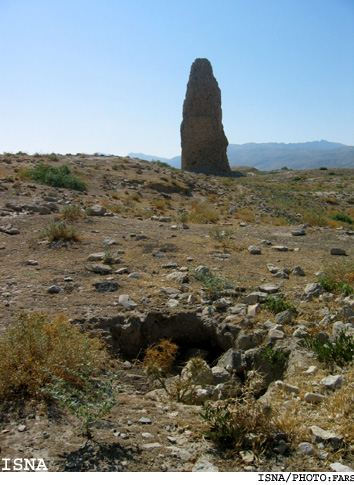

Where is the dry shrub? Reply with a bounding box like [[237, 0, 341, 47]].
[[0, 312, 108, 399], [42, 221, 81, 242], [302, 211, 328, 227], [236, 207, 256, 223], [143, 339, 178, 379], [60, 204, 83, 221], [152, 199, 167, 211], [188, 201, 220, 224]]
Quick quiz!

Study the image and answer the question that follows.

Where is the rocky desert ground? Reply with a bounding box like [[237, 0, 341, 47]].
[[1, 152, 354, 472]]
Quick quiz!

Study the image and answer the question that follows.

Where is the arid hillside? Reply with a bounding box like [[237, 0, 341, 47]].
[[1, 153, 354, 472]]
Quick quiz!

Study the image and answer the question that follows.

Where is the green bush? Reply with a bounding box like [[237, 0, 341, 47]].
[[24, 163, 86, 191], [330, 213, 353, 225], [264, 295, 296, 314], [42, 366, 121, 437], [299, 331, 354, 367], [260, 346, 287, 371]]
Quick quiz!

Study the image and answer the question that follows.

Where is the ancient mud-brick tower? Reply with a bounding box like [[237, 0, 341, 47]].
[[181, 58, 231, 175]]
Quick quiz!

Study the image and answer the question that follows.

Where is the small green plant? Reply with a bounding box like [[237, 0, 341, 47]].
[[191, 269, 235, 299], [330, 213, 353, 225], [42, 221, 81, 243], [292, 176, 302, 182], [48, 153, 59, 162], [319, 167, 328, 170], [208, 227, 233, 246], [200, 373, 278, 449], [23, 163, 86, 191], [260, 346, 287, 371], [318, 259, 354, 295], [264, 295, 296, 314], [299, 331, 354, 367], [42, 365, 121, 438], [103, 245, 115, 264], [152, 160, 175, 170], [200, 402, 238, 447]]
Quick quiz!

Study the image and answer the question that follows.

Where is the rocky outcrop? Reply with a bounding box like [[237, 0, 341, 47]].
[[181, 58, 231, 175]]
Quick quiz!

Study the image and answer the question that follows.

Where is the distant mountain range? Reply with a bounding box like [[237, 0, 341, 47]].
[[128, 140, 354, 171]]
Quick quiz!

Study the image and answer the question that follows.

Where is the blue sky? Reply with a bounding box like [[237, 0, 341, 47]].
[[0, 0, 353, 158]]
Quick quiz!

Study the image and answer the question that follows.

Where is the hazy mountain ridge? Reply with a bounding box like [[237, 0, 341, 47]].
[[129, 140, 354, 171]]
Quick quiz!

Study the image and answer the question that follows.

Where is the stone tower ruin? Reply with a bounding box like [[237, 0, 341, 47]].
[[180, 58, 231, 175]]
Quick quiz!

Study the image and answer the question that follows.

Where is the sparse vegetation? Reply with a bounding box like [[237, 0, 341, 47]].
[[23, 163, 86, 191], [60, 204, 83, 221], [187, 200, 220, 224], [191, 269, 235, 299], [42, 366, 121, 438], [330, 213, 353, 225], [318, 259, 354, 295], [299, 331, 354, 367], [264, 295, 296, 314], [200, 373, 278, 449], [41, 221, 81, 242], [0, 313, 109, 399], [260, 346, 287, 371]]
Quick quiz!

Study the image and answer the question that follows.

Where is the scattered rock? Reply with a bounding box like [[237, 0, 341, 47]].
[[87, 204, 106, 216], [248, 245, 261, 255], [330, 248, 347, 256], [211, 366, 232, 384], [275, 310, 292, 325], [217, 349, 247, 373], [86, 263, 112, 274], [304, 392, 325, 404], [267, 264, 280, 274], [46, 285, 63, 294], [127, 272, 142, 280], [118, 294, 138, 310], [298, 442, 315, 455], [138, 417, 152, 425], [291, 228, 306, 236], [292, 265, 305, 276], [94, 282, 119, 293], [166, 271, 189, 284], [259, 283, 280, 294], [304, 283, 322, 297], [272, 246, 288, 252], [103, 237, 118, 245], [87, 252, 106, 261], [320, 375, 344, 390], [330, 463, 354, 472], [310, 425, 343, 449], [194, 266, 211, 277], [141, 442, 162, 451], [192, 457, 219, 472]]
